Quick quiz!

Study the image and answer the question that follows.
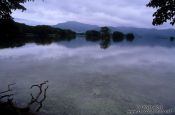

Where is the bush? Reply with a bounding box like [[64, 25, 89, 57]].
[[85, 30, 101, 41], [112, 31, 124, 42], [126, 33, 135, 42], [170, 37, 175, 42]]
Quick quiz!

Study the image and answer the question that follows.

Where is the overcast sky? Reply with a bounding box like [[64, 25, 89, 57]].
[[12, 0, 172, 28]]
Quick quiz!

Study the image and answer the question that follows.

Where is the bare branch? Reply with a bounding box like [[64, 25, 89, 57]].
[[0, 83, 15, 94], [0, 83, 15, 101], [0, 94, 14, 100], [36, 86, 48, 112], [28, 81, 49, 112]]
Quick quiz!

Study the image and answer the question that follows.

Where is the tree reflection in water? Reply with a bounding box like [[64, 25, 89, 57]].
[[0, 21, 136, 49]]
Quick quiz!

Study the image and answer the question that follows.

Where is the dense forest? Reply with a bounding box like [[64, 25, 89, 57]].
[[0, 19, 76, 48]]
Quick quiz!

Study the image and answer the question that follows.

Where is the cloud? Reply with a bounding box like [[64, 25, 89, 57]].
[[12, 0, 172, 28]]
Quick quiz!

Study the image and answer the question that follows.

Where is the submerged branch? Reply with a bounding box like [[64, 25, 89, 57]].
[[0, 83, 15, 94], [28, 80, 49, 112], [0, 81, 48, 115], [0, 83, 15, 100]]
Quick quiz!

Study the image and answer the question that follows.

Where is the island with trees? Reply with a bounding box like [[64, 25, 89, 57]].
[[85, 27, 135, 49]]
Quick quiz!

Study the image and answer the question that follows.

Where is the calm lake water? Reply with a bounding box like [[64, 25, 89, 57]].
[[0, 36, 175, 115]]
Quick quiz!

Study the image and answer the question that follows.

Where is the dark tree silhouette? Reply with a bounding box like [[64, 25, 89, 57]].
[[170, 36, 175, 42], [0, 0, 35, 20], [85, 30, 101, 41], [0, 0, 35, 41], [126, 33, 135, 42], [147, 0, 175, 26], [0, 20, 76, 48], [100, 27, 111, 40], [100, 27, 110, 35], [100, 38, 111, 49], [112, 31, 124, 42]]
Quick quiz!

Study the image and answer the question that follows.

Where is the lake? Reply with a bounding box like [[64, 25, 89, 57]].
[[0, 36, 175, 115]]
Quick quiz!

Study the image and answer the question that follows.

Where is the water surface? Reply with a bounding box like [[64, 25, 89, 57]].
[[0, 36, 175, 115]]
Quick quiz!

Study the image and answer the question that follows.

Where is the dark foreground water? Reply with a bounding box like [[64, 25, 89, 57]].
[[0, 36, 175, 115]]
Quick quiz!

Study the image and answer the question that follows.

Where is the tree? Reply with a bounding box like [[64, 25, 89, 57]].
[[147, 0, 175, 26], [85, 30, 101, 41], [112, 31, 124, 42], [126, 33, 135, 42], [0, 0, 36, 39], [170, 36, 175, 42], [100, 27, 110, 34], [0, 0, 34, 20], [100, 27, 111, 40]]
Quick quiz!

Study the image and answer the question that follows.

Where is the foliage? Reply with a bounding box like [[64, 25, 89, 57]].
[[60, 29, 76, 40], [100, 27, 110, 33], [170, 36, 175, 42], [126, 33, 135, 42], [112, 31, 124, 42], [147, 0, 175, 25], [100, 27, 111, 40], [100, 27, 111, 37], [85, 28, 135, 49], [0, 19, 20, 37], [0, 0, 34, 19], [85, 30, 101, 41], [0, 21, 76, 48]]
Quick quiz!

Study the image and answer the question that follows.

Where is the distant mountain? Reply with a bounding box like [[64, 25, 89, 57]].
[[53, 21, 175, 38], [112, 27, 175, 38], [53, 21, 99, 33]]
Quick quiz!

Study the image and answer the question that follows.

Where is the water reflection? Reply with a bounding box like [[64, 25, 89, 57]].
[[1, 41, 175, 115], [0, 36, 76, 49], [170, 37, 175, 42], [100, 37, 111, 49], [1, 36, 175, 115], [0, 19, 76, 49], [1, 34, 175, 49]]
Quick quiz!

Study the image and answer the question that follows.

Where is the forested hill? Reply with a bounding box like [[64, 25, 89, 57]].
[[0, 20, 76, 39]]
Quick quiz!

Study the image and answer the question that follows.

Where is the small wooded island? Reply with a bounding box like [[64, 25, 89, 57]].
[[86, 27, 135, 42]]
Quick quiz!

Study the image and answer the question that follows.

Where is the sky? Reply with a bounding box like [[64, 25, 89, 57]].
[[12, 0, 172, 28]]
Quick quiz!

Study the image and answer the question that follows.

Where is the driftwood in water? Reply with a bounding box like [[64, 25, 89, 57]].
[[28, 80, 49, 112], [0, 81, 48, 115], [0, 83, 15, 100]]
